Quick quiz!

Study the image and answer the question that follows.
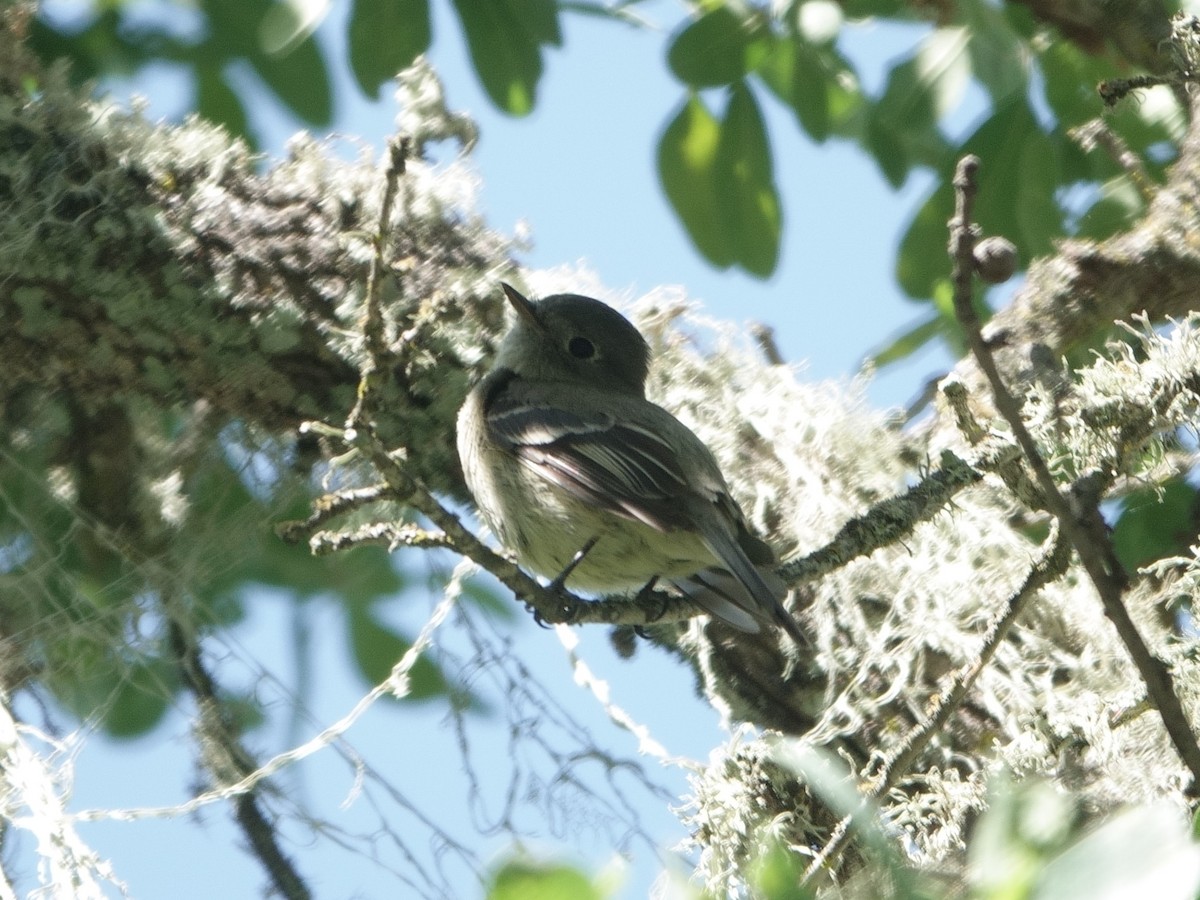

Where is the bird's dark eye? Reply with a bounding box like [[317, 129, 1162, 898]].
[[568, 336, 596, 359]]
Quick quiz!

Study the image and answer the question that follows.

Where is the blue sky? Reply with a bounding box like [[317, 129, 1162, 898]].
[[28, 2, 968, 897]]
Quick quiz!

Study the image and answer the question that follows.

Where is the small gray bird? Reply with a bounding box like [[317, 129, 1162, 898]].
[[457, 283, 805, 642]]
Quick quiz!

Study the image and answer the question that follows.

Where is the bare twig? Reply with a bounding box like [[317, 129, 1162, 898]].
[[947, 154, 1200, 794], [166, 603, 311, 900], [749, 322, 785, 366], [1098, 74, 1174, 106], [77, 575, 462, 824], [1069, 119, 1154, 202], [803, 525, 1071, 885]]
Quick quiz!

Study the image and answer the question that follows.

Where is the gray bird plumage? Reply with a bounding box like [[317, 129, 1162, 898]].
[[457, 283, 806, 642]]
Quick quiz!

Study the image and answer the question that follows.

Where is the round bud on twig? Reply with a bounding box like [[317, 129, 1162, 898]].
[[973, 236, 1018, 284]]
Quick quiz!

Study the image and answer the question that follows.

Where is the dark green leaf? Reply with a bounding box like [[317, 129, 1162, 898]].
[[105, 658, 177, 738], [347, 606, 448, 701], [203, 0, 270, 57], [895, 180, 952, 297], [450, 0, 546, 115], [1113, 478, 1199, 571], [247, 32, 333, 126], [1038, 41, 1107, 125], [349, 0, 432, 98], [837, 0, 904, 17], [667, 5, 765, 87], [961, 0, 1027, 102], [965, 99, 1059, 263], [511, 0, 562, 45], [875, 55, 939, 134], [865, 104, 909, 188], [1015, 128, 1063, 256], [196, 65, 251, 143], [487, 860, 601, 900], [758, 36, 831, 142], [868, 39, 963, 183], [658, 94, 734, 268], [714, 82, 782, 276]]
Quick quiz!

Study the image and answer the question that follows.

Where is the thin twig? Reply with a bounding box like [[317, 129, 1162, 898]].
[[276, 484, 388, 544], [802, 525, 1070, 886], [76, 574, 462, 824], [347, 135, 410, 431], [166, 604, 312, 900], [307, 521, 454, 554], [1068, 119, 1154, 202], [947, 154, 1200, 794], [749, 322, 785, 366]]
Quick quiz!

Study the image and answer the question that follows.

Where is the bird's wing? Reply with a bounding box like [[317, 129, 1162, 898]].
[[488, 384, 806, 641], [486, 392, 694, 532]]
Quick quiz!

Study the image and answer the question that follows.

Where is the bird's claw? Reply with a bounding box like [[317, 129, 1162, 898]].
[[634, 576, 670, 624]]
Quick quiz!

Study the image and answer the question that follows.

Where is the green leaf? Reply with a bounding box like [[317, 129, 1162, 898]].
[[658, 94, 734, 268], [865, 108, 910, 188], [966, 99, 1061, 262], [750, 841, 813, 900], [105, 658, 177, 738], [837, 0, 904, 16], [1037, 41, 1107, 126], [511, 0, 562, 45], [487, 860, 602, 900], [714, 82, 782, 276], [347, 606, 448, 701], [1113, 478, 1198, 571], [896, 180, 952, 296], [873, 54, 938, 128], [247, 32, 333, 126], [204, 0, 271, 57], [867, 313, 945, 368], [757, 36, 831, 141], [196, 64, 251, 143], [1015, 127, 1062, 256], [667, 5, 765, 87], [960, 0, 1027, 102], [867, 31, 966, 184], [349, 0, 432, 98], [450, 0, 553, 115], [916, 26, 971, 118], [29, 9, 143, 80]]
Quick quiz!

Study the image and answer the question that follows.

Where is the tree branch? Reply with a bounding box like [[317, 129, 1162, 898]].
[[802, 525, 1072, 886], [948, 154, 1200, 794]]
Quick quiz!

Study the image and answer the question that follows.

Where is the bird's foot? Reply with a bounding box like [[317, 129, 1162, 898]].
[[632, 576, 665, 638], [546, 536, 598, 594]]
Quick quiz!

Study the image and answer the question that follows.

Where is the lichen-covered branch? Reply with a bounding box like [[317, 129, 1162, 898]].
[[950, 153, 1200, 793]]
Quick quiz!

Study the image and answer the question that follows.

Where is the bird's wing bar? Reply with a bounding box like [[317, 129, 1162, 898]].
[[487, 399, 690, 531]]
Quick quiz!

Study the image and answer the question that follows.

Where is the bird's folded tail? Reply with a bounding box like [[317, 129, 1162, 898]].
[[673, 524, 809, 646]]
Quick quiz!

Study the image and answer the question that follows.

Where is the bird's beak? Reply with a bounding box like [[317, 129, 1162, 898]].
[[500, 282, 542, 330]]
